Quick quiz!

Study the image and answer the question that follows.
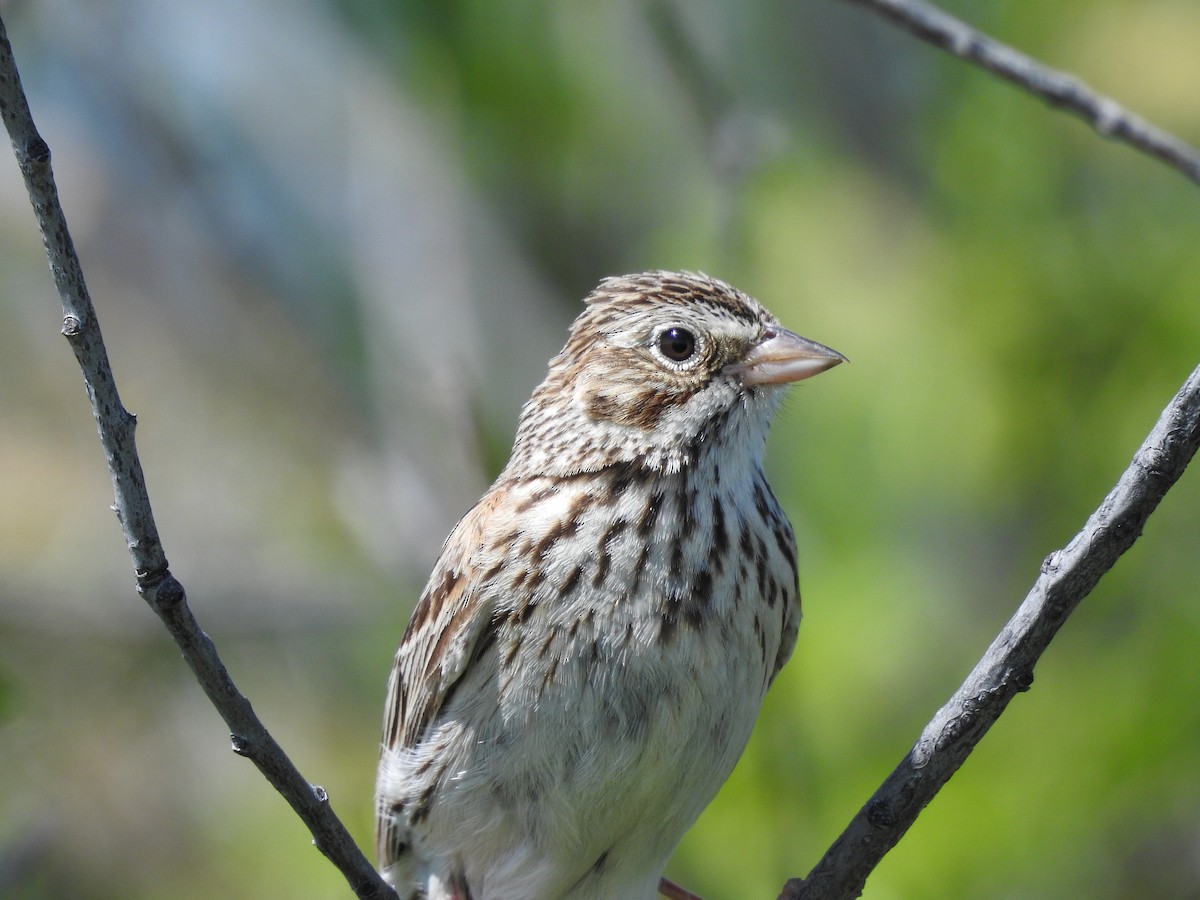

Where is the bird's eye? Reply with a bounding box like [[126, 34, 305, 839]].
[[658, 327, 697, 362]]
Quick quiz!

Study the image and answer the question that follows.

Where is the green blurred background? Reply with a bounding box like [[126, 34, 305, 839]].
[[1, 1, 1198, 897]]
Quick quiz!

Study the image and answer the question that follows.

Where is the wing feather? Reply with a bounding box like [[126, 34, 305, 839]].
[[383, 491, 503, 751], [376, 491, 504, 867]]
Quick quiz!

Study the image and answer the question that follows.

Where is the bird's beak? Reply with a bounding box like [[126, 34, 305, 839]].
[[734, 328, 847, 386]]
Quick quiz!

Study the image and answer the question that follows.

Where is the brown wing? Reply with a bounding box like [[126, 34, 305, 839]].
[[772, 588, 800, 684], [377, 491, 502, 866], [382, 491, 503, 752]]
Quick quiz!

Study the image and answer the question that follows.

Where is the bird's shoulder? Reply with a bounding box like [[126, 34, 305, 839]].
[[384, 487, 511, 751]]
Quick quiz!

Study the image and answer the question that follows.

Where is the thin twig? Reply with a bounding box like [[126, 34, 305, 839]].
[[0, 14, 396, 900], [782, 362, 1200, 900], [782, 4, 1200, 896], [840, 0, 1200, 186]]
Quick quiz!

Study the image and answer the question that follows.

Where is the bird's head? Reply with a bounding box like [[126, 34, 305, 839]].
[[506, 271, 845, 478]]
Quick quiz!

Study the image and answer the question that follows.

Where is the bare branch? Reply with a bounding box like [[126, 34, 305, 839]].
[[0, 13, 395, 900], [774, 6, 1200, 895], [782, 363, 1200, 899], [840, 0, 1200, 186]]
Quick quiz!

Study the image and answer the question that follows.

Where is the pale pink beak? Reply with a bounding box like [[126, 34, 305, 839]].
[[734, 327, 847, 386]]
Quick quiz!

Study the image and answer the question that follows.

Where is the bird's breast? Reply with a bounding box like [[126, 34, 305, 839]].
[[481, 458, 797, 748]]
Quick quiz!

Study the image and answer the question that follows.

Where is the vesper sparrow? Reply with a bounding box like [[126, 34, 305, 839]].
[[376, 271, 844, 899]]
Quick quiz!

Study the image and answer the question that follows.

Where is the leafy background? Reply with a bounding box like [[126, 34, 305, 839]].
[[1, 1, 1198, 897]]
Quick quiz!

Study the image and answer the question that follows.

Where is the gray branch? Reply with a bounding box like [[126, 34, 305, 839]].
[[781, 3, 1200, 897], [782, 364, 1200, 898], [782, 3, 1200, 892], [0, 14, 396, 900], [840, 0, 1200, 186]]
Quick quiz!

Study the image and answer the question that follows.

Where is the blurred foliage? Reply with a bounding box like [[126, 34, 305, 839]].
[[1, 0, 1198, 898]]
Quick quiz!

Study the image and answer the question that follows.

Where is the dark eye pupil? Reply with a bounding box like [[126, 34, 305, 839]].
[[659, 327, 696, 362]]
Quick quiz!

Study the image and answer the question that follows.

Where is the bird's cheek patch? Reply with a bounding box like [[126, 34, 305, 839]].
[[576, 374, 674, 430]]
